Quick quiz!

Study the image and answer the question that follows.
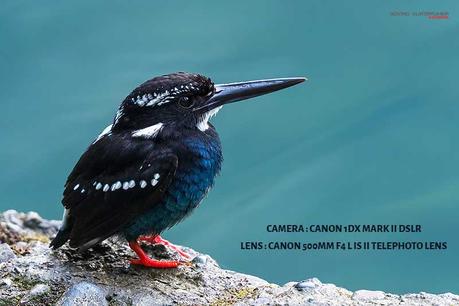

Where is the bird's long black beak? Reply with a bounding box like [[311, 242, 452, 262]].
[[193, 77, 307, 113]]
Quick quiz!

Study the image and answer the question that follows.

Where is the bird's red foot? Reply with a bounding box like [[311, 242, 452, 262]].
[[129, 257, 181, 268], [129, 241, 186, 269], [138, 235, 191, 260]]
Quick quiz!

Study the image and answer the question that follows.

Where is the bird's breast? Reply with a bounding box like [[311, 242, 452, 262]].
[[123, 132, 223, 238], [166, 135, 223, 210]]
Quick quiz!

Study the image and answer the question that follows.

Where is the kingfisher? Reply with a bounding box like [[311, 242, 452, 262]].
[[50, 72, 305, 268]]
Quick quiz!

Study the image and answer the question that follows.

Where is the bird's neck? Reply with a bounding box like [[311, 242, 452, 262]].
[[180, 127, 223, 175], [166, 127, 223, 206]]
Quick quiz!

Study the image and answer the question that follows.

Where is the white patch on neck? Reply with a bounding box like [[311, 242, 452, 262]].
[[197, 106, 222, 131], [94, 124, 113, 143], [132, 122, 164, 138]]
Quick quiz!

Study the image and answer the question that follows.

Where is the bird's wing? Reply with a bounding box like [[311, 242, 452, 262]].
[[61, 135, 178, 250]]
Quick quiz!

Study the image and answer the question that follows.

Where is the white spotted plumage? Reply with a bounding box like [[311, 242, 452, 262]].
[[131, 123, 164, 139], [128, 180, 135, 188], [111, 181, 122, 191], [76, 178, 162, 193], [94, 124, 113, 143]]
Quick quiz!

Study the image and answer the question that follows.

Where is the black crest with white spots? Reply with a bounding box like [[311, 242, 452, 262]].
[[113, 72, 215, 132]]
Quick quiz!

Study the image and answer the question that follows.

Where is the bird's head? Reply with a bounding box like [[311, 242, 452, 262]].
[[112, 72, 305, 134]]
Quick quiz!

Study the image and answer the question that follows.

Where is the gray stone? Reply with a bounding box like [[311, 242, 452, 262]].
[[191, 254, 207, 267], [295, 278, 321, 291], [15, 241, 28, 250], [251, 297, 272, 305], [0, 278, 13, 288], [132, 293, 173, 306], [2, 210, 23, 227], [29, 283, 50, 296], [42, 219, 61, 233], [24, 211, 43, 229], [0, 243, 16, 262], [57, 282, 107, 306], [19, 283, 51, 304], [352, 289, 386, 300]]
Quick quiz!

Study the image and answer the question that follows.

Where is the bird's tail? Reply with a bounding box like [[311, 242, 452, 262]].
[[50, 208, 74, 249], [50, 228, 71, 249]]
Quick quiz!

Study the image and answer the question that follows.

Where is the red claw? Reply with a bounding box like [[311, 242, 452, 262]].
[[129, 241, 182, 268], [138, 235, 192, 260]]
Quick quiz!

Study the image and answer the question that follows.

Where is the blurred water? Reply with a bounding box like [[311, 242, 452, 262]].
[[1, 1, 458, 294]]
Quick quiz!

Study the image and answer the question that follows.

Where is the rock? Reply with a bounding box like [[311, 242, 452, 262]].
[[23, 212, 43, 229], [191, 254, 207, 267], [0, 278, 13, 288], [131, 293, 173, 306], [0, 210, 60, 238], [0, 243, 16, 262], [29, 284, 50, 297], [353, 289, 386, 300], [20, 283, 50, 304], [295, 278, 322, 291], [57, 282, 107, 306], [0, 210, 459, 306], [3, 210, 23, 227]]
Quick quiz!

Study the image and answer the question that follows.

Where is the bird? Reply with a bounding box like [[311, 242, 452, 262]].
[[50, 72, 305, 268]]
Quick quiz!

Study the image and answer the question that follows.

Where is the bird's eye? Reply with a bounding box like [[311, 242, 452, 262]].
[[177, 96, 194, 109]]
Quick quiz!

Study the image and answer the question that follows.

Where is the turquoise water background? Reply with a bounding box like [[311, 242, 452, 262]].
[[1, 1, 458, 294]]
